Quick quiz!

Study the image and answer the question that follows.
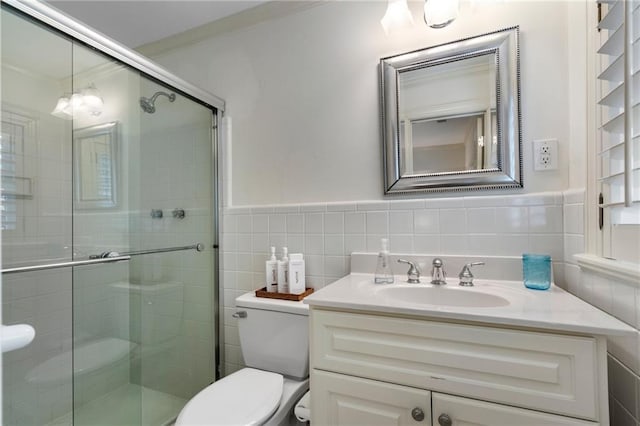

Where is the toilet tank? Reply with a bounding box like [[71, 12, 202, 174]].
[[235, 292, 309, 380]]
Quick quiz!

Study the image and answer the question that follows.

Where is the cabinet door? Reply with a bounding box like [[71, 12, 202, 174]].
[[312, 370, 432, 426], [432, 393, 599, 426]]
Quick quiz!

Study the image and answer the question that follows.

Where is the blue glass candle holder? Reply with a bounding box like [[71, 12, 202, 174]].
[[522, 254, 552, 290]]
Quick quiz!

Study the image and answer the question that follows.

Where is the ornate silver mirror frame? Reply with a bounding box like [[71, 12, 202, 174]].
[[381, 26, 522, 194]]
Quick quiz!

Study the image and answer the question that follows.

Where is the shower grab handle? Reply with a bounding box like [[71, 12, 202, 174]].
[[91, 242, 204, 259], [1, 256, 131, 274], [2, 243, 204, 274]]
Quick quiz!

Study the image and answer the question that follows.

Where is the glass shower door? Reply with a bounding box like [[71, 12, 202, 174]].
[[70, 43, 141, 426], [70, 42, 216, 426], [134, 78, 216, 425], [2, 5, 217, 426], [1, 7, 75, 425]]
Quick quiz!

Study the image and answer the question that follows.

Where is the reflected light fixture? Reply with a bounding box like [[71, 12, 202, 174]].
[[51, 83, 103, 119], [380, 0, 414, 35], [51, 96, 71, 120], [424, 0, 459, 29], [81, 84, 104, 116]]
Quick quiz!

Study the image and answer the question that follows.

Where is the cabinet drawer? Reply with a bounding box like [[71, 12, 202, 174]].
[[312, 369, 432, 426], [432, 393, 598, 425], [311, 309, 599, 420]]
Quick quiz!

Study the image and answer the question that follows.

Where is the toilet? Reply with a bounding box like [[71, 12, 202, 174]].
[[176, 291, 310, 426]]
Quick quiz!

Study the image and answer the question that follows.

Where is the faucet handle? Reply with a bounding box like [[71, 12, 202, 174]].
[[430, 258, 447, 285], [458, 262, 485, 286], [397, 259, 420, 283]]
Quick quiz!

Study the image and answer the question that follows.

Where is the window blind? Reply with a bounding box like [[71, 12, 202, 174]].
[[597, 0, 639, 224]]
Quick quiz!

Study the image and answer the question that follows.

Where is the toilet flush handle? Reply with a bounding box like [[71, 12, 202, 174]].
[[232, 311, 247, 319]]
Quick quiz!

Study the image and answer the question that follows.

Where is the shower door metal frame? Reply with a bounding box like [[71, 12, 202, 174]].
[[2, 0, 224, 112], [2, 0, 224, 383]]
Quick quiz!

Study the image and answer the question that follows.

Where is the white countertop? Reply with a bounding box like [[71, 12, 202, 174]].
[[304, 273, 636, 336]]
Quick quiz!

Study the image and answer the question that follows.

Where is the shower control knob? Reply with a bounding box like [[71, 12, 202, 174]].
[[437, 413, 452, 426], [172, 208, 186, 219], [411, 407, 425, 422]]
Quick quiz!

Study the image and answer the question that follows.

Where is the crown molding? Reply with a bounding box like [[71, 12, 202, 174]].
[[137, 1, 327, 58]]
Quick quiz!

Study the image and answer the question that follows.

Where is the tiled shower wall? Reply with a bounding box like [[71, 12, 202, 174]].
[[562, 190, 640, 426], [220, 191, 567, 375]]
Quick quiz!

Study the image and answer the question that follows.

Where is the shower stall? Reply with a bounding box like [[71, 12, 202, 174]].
[[1, 1, 222, 425]]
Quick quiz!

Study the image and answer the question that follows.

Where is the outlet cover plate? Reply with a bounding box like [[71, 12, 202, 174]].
[[533, 139, 558, 171]]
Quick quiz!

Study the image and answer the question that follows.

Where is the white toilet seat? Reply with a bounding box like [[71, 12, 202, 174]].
[[175, 368, 283, 426]]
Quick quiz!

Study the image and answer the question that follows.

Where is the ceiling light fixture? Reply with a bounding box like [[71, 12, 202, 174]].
[[423, 0, 459, 29], [380, 0, 414, 35]]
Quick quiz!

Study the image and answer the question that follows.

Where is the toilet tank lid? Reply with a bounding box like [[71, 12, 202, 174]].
[[176, 368, 283, 426], [236, 292, 309, 316]]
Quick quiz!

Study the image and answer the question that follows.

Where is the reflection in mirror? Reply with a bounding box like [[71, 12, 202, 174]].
[[401, 111, 498, 175], [73, 121, 118, 209], [398, 53, 498, 175], [381, 27, 521, 193]]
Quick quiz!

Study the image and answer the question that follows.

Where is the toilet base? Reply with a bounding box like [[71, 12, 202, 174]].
[[265, 376, 309, 426]]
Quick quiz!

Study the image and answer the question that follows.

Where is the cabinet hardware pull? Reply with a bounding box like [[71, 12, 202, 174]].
[[438, 413, 452, 426], [411, 407, 425, 422]]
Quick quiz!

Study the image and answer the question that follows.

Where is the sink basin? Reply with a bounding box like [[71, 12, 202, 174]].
[[376, 286, 510, 308]]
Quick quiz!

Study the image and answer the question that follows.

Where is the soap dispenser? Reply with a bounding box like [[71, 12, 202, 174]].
[[374, 238, 394, 284], [265, 246, 278, 292], [277, 247, 289, 293]]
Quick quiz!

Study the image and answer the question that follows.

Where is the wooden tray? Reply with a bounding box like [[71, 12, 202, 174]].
[[255, 287, 314, 301]]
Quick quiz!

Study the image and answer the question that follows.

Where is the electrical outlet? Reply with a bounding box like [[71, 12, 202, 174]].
[[533, 139, 558, 171]]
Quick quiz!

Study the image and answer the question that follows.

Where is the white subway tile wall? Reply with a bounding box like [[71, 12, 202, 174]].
[[562, 189, 640, 425], [220, 189, 639, 425], [220, 191, 569, 375]]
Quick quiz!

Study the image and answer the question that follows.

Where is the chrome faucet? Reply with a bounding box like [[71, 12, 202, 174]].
[[397, 259, 420, 283], [458, 262, 485, 286], [431, 258, 447, 285]]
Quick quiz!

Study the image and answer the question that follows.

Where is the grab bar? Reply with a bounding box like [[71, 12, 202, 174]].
[[90, 243, 205, 259], [1, 256, 131, 274]]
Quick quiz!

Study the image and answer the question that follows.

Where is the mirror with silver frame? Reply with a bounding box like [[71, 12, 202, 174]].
[[73, 121, 118, 209], [381, 26, 522, 194]]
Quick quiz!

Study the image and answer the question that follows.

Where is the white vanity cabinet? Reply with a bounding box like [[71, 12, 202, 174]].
[[310, 308, 608, 426]]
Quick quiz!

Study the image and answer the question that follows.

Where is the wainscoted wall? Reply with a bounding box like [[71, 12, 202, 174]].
[[221, 188, 639, 426], [220, 191, 567, 375], [562, 189, 640, 426]]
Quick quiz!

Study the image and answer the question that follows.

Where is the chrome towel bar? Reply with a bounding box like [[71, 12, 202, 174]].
[[90, 243, 204, 259], [2, 243, 205, 274], [1, 256, 131, 274]]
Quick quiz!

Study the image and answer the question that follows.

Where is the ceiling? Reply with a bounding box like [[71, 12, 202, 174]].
[[47, 0, 268, 48]]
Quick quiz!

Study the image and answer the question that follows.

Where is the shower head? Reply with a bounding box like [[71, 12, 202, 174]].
[[139, 91, 176, 113]]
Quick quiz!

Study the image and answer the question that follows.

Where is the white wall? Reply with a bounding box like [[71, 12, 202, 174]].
[[148, 0, 577, 206]]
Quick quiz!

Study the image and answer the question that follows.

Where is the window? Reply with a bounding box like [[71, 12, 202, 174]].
[[596, 0, 639, 263]]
